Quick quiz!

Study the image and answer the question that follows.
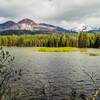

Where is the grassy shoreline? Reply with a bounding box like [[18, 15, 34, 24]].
[[33, 47, 88, 52], [33, 47, 100, 56], [1, 46, 100, 56]]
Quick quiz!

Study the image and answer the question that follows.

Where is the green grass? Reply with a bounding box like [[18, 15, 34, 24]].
[[88, 52, 100, 56], [33, 47, 84, 52]]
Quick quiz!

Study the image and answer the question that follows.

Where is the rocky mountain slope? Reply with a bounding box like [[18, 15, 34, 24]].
[[0, 18, 76, 34]]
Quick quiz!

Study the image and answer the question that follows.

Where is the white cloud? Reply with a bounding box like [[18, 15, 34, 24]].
[[0, 16, 10, 23], [60, 20, 83, 29], [83, 17, 100, 27], [0, 0, 100, 28]]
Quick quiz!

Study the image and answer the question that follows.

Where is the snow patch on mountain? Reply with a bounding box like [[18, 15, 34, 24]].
[[72, 24, 99, 33]]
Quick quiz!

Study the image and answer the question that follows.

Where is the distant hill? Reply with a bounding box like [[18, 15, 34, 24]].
[[0, 18, 76, 35]]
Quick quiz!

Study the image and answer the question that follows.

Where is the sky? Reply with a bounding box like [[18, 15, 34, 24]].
[[0, 0, 100, 29]]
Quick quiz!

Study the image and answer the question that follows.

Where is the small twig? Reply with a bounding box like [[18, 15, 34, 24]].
[[92, 87, 100, 100], [83, 70, 97, 87]]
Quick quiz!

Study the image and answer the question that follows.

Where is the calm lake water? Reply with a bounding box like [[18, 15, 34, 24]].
[[4, 47, 100, 100]]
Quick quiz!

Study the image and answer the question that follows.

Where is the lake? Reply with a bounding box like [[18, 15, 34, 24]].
[[4, 47, 100, 100]]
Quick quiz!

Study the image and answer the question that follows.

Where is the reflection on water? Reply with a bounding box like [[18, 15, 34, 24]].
[[4, 47, 100, 100]]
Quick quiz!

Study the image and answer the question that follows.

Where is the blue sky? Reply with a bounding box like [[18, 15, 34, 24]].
[[0, 0, 100, 28]]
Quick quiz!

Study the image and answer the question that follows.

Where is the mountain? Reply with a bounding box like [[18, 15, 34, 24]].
[[1, 19, 100, 34], [72, 24, 100, 33], [17, 18, 37, 30], [87, 28, 100, 33], [39, 23, 76, 33], [0, 21, 16, 31], [18, 18, 36, 24], [0, 18, 76, 34]]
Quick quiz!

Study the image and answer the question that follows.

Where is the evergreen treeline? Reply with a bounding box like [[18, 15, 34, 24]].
[[0, 33, 100, 48], [0, 30, 52, 35]]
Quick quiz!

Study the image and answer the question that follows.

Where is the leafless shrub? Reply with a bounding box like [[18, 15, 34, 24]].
[[79, 70, 100, 100], [0, 47, 22, 100]]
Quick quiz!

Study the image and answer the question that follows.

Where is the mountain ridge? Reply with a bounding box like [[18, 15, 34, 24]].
[[0, 18, 76, 34], [0, 18, 100, 34], [72, 24, 100, 33]]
